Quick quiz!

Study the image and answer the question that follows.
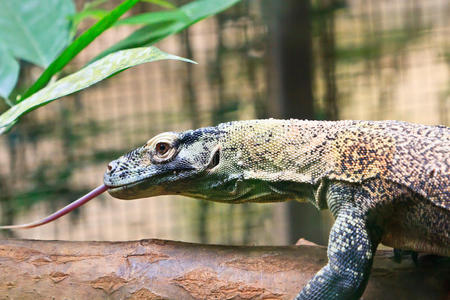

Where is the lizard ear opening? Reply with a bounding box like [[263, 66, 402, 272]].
[[207, 147, 221, 170]]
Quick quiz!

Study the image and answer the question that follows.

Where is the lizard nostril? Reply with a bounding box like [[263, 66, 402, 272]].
[[107, 161, 122, 175]]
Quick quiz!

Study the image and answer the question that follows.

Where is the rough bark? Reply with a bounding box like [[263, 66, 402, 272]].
[[0, 238, 448, 299]]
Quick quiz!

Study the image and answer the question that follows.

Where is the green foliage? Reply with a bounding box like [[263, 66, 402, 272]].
[[0, 44, 19, 103], [141, 0, 175, 9], [0, 0, 75, 100], [21, 0, 140, 100], [0, 0, 240, 134], [69, 0, 109, 32], [0, 47, 195, 134], [68, 0, 175, 33], [94, 0, 241, 61]]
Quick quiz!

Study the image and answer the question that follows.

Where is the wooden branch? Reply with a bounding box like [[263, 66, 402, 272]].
[[0, 239, 448, 299]]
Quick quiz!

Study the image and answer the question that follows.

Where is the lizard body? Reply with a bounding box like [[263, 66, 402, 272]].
[[104, 119, 449, 299]]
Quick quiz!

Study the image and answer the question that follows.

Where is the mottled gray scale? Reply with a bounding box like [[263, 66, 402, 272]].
[[214, 120, 449, 210], [386, 123, 449, 210], [354, 178, 449, 256]]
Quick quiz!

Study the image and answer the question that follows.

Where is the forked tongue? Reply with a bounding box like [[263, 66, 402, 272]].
[[0, 184, 108, 229]]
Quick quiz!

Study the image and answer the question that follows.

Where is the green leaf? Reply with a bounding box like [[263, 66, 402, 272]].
[[141, 0, 176, 9], [0, 43, 19, 103], [20, 0, 140, 101], [82, 0, 109, 11], [68, 2, 177, 33], [0, 0, 75, 67], [94, 0, 240, 61], [69, 9, 110, 32], [68, 0, 109, 34], [0, 47, 196, 134], [69, 0, 176, 30], [181, 0, 239, 19], [115, 10, 186, 26]]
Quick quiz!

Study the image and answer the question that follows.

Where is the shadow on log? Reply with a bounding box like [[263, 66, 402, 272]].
[[0, 239, 448, 299]]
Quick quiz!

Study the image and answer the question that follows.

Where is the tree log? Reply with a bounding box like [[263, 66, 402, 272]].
[[0, 239, 448, 299]]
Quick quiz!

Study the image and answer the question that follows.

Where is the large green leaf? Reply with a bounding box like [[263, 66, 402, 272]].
[[0, 44, 19, 104], [0, 0, 75, 68], [94, 0, 240, 61], [0, 47, 195, 134], [20, 0, 140, 101]]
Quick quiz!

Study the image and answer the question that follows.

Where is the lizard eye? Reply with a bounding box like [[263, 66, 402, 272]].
[[152, 141, 177, 163], [156, 142, 170, 156], [146, 132, 179, 163]]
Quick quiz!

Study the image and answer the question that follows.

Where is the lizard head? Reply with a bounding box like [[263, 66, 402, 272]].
[[104, 120, 312, 203], [104, 126, 237, 201]]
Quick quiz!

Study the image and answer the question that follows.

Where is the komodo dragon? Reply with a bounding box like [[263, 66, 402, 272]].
[[2, 119, 449, 299]]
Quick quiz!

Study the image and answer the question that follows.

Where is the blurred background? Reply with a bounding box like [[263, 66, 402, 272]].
[[0, 0, 448, 246]]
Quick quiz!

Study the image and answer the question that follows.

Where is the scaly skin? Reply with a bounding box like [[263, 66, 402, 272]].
[[104, 119, 449, 299]]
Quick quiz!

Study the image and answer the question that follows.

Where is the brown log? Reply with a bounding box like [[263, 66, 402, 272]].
[[0, 239, 448, 299]]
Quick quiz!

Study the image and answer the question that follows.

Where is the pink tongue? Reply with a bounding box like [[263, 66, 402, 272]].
[[0, 184, 108, 229]]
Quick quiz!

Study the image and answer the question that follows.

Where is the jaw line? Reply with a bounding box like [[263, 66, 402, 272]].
[[105, 173, 154, 191], [107, 180, 143, 194], [108, 178, 148, 197], [106, 169, 199, 197]]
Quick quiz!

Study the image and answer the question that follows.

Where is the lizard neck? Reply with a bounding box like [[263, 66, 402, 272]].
[[218, 119, 342, 186]]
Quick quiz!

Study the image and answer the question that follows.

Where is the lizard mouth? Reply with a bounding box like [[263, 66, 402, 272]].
[[105, 176, 147, 190], [107, 181, 167, 200], [106, 177, 165, 199], [105, 168, 199, 200], [106, 181, 139, 194]]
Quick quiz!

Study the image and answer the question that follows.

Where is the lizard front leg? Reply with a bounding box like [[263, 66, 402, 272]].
[[296, 186, 379, 300]]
